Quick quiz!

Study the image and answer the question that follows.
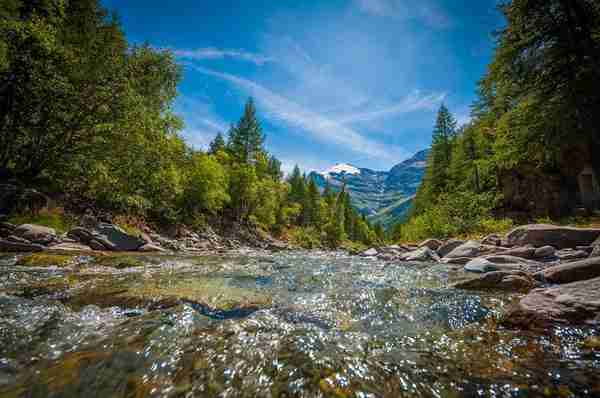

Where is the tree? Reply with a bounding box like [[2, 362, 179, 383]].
[[304, 176, 321, 227], [287, 165, 306, 204], [228, 97, 265, 164], [208, 132, 226, 155], [182, 153, 229, 216], [429, 103, 457, 191]]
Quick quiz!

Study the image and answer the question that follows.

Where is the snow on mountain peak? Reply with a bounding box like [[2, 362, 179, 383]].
[[320, 163, 360, 177]]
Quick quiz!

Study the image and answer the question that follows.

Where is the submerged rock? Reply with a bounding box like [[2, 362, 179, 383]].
[[452, 271, 536, 292], [503, 224, 600, 249], [502, 277, 600, 328]]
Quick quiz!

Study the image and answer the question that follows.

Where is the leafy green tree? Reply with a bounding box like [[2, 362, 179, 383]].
[[181, 153, 229, 216]]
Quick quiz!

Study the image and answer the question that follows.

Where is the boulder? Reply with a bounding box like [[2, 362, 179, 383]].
[[496, 246, 536, 259], [481, 233, 503, 246], [441, 257, 472, 265], [533, 245, 556, 259], [502, 277, 600, 329], [536, 257, 600, 284], [67, 227, 95, 244], [399, 247, 440, 262], [88, 239, 109, 251], [138, 243, 166, 253], [464, 255, 542, 274], [444, 240, 503, 259], [452, 271, 536, 292], [503, 224, 600, 249], [419, 239, 443, 251], [590, 246, 600, 258], [94, 223, 145, 251], [556, 249, 589, 261], [13, 224, 56, 245], [360, 248, 378, 257], [437, 239, 465, 258], [0, 239, 45, 252], [377, 252, 397, 261]]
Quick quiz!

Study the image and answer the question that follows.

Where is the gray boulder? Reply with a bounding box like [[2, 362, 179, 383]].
[[437, 239, 465, 257], [496, 246, 536, 259], [93, 223, 145, 251], [13, 224, 56, 245], [400, 247, 440, 262], [536, 257, 600, 284], [444, 240, 503, 259], [67, 227, 96, 244], [464, 255, 542, 274], [503, 224, 600, 249], [502, 277, 600, 329], [590, 246, 600, 258], [0, 239, 45, 252], [360, 248, 378, 257], [533, 245, 556, 259], [419, 239, 443, 251], [452, 271, 536, 292]]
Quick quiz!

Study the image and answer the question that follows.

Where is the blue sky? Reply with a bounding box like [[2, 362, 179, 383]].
[[102, 0, 504, 172]]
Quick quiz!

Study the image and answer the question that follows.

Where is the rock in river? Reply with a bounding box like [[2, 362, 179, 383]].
[[503, 224, 600, 249], [502, 277, 600, 329], [464, 255, 542, 273], [444, 240, 504, 259], [399, 247, 440, 262], [536, 257, 600, 284], [452, 271, 536, 292], [13, 224, 57, 245]]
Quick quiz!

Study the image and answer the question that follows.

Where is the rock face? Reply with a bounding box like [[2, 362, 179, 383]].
[[444, 240, 502, 259], [13, 224, 56, 245], [537, 257, 600, 284], [502, 277, 600, 328], [452, 271, 536, 292], [503, 224, 600, 249]]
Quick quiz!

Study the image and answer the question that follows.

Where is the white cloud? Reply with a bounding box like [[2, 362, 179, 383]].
[[336, 90, 446, 124], [354, 0, 451, 28], [175, 95, 229, 150], [173, 47, 274, 66], [185, 63, 407, 162]]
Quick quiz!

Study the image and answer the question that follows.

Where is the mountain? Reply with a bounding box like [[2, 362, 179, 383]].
[[309, 149, 429, 229]]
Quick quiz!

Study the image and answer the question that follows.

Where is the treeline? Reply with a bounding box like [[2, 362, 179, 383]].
[[0, 0, 380, 248], [396, 0, 600, 242]]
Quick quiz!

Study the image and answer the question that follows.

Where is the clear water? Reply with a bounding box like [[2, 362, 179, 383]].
[[0, 251, 598, 397]]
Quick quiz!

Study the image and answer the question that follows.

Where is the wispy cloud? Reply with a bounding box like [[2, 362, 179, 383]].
[[336, 90, 446, 124], [175, 95, 229, 150], [354, 0, 451, 29], [173, 47, 275, 65], [185, 63, 407, 162]]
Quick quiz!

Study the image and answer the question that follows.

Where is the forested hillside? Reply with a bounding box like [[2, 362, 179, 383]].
[[0, 0, 381, 249], [398, 0, 600, 242]]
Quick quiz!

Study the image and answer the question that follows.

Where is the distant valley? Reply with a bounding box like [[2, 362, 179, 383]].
[[309, 149, 429, 228]]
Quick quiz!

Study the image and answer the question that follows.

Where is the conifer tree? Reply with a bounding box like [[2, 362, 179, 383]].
[[228, 98, 265, 164], [208, 132, 226, 155], [304, 176, 321, 227], [287, 165, 306, 203]]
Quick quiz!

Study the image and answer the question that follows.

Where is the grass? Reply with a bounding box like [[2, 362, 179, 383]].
[[9, 207, 75, 233]]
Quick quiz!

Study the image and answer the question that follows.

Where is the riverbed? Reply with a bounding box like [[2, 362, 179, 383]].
[[0, 251, 598, 397]]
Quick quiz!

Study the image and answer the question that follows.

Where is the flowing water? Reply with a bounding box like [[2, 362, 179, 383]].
[[0, 251, 599, 397]]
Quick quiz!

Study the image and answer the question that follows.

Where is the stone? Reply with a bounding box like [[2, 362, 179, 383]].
[[503, 224, 600, 249], [497, 246, 536, 259], [533, 245, 556, 259], [419, 239, 443, 251], [94, 223, 144, 251], [0, 239, 45, 252], [13, 224, 56, 245], [464, 255, 540, 274], [377, 252, 397, 261], [47, 242, 93, 252], [481, 233, 503, 246], [444, 240, 503, 259], [590, 245, 600, 258], [537, 257, 600, 284], [138, 243, 166, 253], [452, 271, 536, 292], [399, 247, 440, 262], [67, 227, 96, 244], [436, 239, 465, 258], [361, 248, 378, 257], [556, 249, 589, 261], [441, 257, 472, 265], [89, 237, 114, 251], [502, 277, 600, 329], [576, 246, 594, 254]]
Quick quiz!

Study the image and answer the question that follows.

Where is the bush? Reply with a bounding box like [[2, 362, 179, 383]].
[[289, 227, 322, 249]]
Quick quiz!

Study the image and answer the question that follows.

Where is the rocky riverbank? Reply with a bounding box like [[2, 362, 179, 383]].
[[359, 224, 600, 329]]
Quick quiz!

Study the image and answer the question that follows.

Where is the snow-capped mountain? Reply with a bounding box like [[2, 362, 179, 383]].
[[309, 149, 429, 228]]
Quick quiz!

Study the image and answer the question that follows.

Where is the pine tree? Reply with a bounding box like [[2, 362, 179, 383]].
[[304, 176, 321, 227], [208, 132, 226, 155], [287, 165, 306, 203], [228, 97, 265, 164], [267, 155, 282, 181]]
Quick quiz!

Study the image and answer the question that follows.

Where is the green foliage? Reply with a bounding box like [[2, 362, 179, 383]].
[[9, 208, 75, 233], [289, 227, 322, 249], [182, 153, 229, 216]]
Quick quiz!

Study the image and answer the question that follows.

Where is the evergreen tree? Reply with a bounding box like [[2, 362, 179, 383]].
[[429, 103, 457, 190], [228, 97, 265, 164], [287, 165, 306, 204], [267, 155, 283, 181], [304, 176, 321, 227], [208, 132, 226, 155]]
